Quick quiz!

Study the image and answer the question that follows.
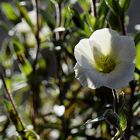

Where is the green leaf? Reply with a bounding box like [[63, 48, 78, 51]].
[[83, 13, 96, 34], [20, 59, 33, 76], [107, 11, 121, 31], [69, 7, 84, 29], [55, 0, 63, 4], [12, 38, 25, 54], [40, 9, 55, 30], [25, 129, 40, 140], [15, 0, 35, 33], [1, 2, 20, 24], [119, 0, 131, 12], [12, 38, 32, 76], [119, 113, 127, 131], [105, 0, 120, 15], [134, 32, 140, 45], [3, 99, 24, 132], [135, 44, 140, 71], [5, 78, 12, 92], [94, 0, 109, 29], [3, 99, 13, 112]]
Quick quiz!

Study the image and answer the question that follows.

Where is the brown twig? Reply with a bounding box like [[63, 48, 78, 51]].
[[0, 74, 25, 130], [91, 0, 97, 18], [125, 81, 136, 140], [31, 0, 41, 129], [33, 0, 40, 72]]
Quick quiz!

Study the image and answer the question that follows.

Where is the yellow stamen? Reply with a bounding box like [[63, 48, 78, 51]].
[[95, 55, 116, 73]]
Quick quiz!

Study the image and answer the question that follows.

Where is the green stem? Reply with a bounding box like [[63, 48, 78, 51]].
[[118, 14, 126, 35]]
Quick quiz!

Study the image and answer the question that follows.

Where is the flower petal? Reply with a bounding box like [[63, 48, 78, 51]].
[[74, 63, 88, 87], [112, 36, 136, 62], [89, 28, 119, 55], [74, 39, 94, 69], [74, 63, 107, 89], [104, 62, 135, 89]]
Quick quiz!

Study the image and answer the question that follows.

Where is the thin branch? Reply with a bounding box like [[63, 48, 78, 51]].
[[125, 81, 136, 140], [118, 14, 126, 35], [33, 0, 40, 72], [31, 0, 41, 129], [91, 0, 97, 17], [0, 74, 25, 130]]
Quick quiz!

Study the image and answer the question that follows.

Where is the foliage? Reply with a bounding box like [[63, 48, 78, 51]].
[[0, 0, 140, 140]]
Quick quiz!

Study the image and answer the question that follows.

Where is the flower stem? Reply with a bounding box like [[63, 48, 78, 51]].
[[90, 0, 97, 17], [0, 74, 25, 130]]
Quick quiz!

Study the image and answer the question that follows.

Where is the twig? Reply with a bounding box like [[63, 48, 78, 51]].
[[118, 14, 126, 35], [33, 0, 40, 72], [91, 0, 97, 17], [0, 74, 25, 130], [125, 81, 136, 140], [31, 0, 41, 129]]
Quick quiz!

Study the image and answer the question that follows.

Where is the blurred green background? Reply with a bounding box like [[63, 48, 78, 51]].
[[0, 0, 140, 140]]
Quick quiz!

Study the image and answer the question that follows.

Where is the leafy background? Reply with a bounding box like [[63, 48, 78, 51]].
[[0, 0, 140, 140]]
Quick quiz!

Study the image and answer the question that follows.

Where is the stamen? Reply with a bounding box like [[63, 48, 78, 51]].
[[95, 55, 116, 73]]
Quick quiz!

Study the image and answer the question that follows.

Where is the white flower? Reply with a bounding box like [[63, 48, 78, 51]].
[[74, 28, 135, 89]]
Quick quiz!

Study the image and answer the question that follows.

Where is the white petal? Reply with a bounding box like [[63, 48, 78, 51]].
[[104, 62, 135, 89], [74, 63, 88, 87], [86, 69, 108, 88], [112, 36, 136, 62], [74, 39, 94, 69], [74, 63, 106, 89], [89, 28, 119, 55]]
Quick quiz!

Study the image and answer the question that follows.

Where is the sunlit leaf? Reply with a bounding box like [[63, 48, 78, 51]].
[[1, 2, 20, 24], [119, 0, 131, 13], [135, 44, 140, 77], [12, 38, 25, 54], [105, 0, 119, 15], [134, 32, 140, 45], [15, 0, 35, 33], [95, 1, 109, 29], [119, 113, 127, 131]]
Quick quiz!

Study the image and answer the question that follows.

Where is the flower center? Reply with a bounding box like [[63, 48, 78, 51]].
[[95, 55, 116, 73]]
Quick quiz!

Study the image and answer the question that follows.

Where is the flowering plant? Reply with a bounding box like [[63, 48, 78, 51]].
[[0, 0, 140, 140], [74, 28, 135, 89]]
